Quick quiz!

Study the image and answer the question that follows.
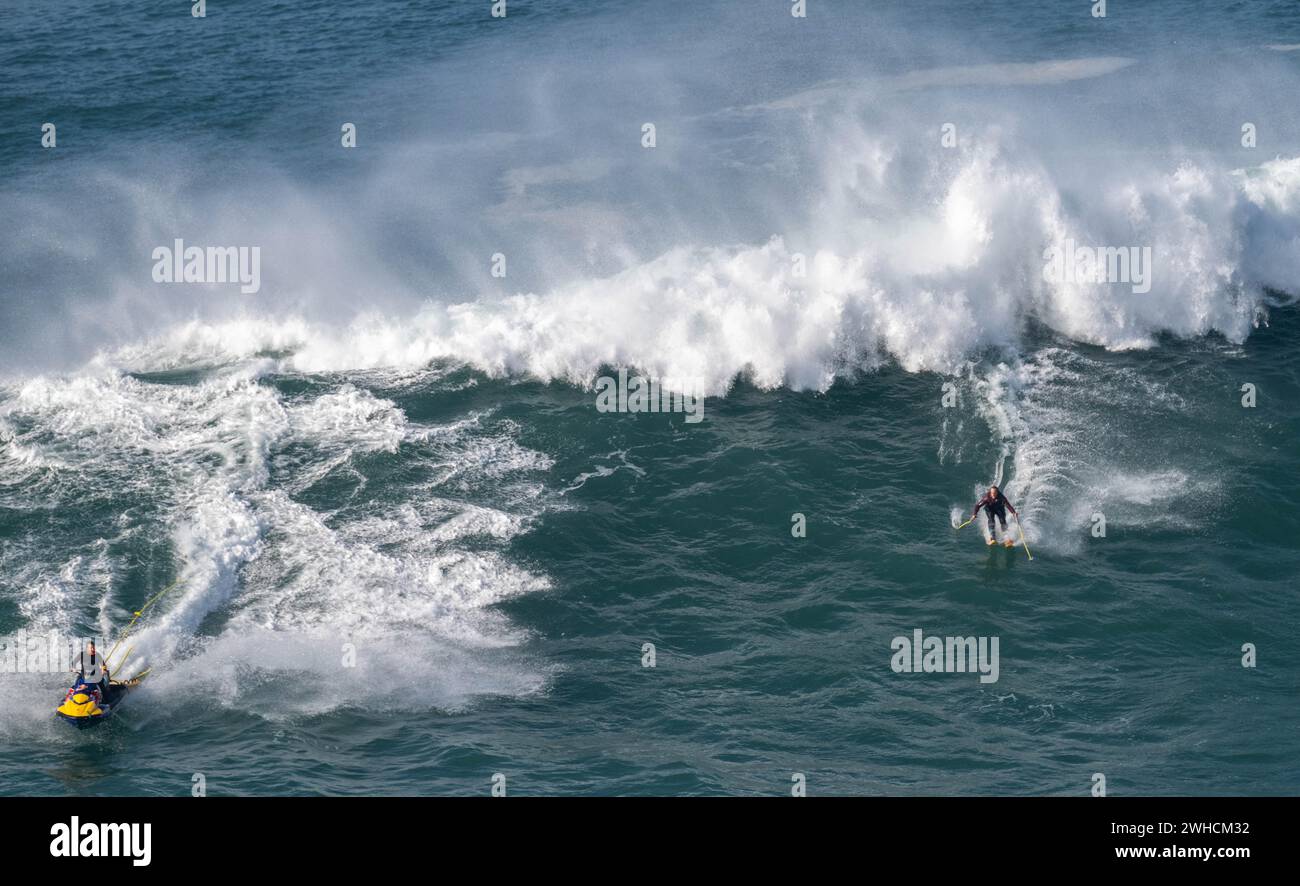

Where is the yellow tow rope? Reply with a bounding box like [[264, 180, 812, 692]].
[[104, 577, 183, 672], [1015, 515, 1033, 561], [959, 511, 1033, 562]]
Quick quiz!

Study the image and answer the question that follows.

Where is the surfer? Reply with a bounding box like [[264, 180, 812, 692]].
[[69, 640, 110, 697], [972, 485, 1018, 547]]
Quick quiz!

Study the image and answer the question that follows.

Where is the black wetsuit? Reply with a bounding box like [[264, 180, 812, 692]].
[[973, 489, 1017, 533]]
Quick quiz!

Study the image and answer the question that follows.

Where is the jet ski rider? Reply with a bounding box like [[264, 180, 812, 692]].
[[70, 640, 110, 698]]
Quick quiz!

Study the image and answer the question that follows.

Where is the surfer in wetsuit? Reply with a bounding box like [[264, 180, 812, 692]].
[[69, 641, 110, 697], [972, 485, 1018, 547]]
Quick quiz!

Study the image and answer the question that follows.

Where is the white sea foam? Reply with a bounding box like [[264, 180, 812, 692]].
[[754, 57, 1140, 112], [91, 146, 1300, 398], [0, 348, 556, 721]]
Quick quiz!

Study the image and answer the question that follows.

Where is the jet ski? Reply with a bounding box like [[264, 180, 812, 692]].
[[55, 577, 180, 727], [55, 674, 147, 727]]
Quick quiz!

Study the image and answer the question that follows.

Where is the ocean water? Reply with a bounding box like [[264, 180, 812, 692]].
[[1, 1, 1298, 796]]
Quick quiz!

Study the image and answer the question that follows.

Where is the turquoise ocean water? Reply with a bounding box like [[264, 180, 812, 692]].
[[1, 1, 1297, 795]]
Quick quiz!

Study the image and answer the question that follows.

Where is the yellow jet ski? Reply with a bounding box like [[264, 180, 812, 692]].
[[55, 674, 147, 727]]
